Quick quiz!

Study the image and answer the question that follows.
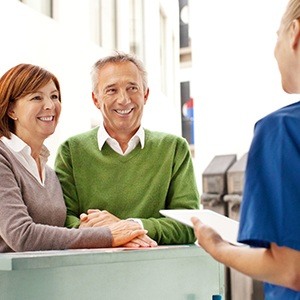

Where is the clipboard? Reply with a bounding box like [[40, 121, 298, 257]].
[[160, 209, 245, 246]]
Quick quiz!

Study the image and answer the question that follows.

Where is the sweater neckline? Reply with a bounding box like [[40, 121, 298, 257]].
[[101, 142, 142, 162]]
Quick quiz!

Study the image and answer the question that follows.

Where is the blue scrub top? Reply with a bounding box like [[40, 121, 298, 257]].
[[238, 101, 300, 299]]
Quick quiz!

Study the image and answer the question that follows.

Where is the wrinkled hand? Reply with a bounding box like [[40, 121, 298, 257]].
[[122, 234, 158, 248], [79, 209, 120, 228], [191, 217, 225, 255], [107, 220, 149, 247]]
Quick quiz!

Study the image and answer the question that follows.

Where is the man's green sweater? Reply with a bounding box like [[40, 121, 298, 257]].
[[55, 128, 199, 245]]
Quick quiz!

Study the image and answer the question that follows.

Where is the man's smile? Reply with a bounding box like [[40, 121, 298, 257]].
[[114, 108, 134, 115]]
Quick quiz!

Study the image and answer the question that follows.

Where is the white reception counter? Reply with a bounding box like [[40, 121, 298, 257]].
[[0, 245, 225, 300]]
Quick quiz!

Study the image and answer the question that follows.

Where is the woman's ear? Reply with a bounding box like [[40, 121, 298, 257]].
[[291, 19, 300, 50], [7, 103, 17, 120]]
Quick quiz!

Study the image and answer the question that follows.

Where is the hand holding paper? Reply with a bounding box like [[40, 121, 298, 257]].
[[159, 209, 245, 246]]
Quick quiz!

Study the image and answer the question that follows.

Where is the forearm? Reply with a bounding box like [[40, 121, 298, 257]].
[[214, 242, 272, 280], [211, 242, 300, 291], [141, 217, 196, 245]]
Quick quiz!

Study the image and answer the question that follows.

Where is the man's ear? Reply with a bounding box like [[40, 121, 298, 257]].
[[291, 19, 300, 50], [144, 88, 150, 104], [92, 92, 100, 109]]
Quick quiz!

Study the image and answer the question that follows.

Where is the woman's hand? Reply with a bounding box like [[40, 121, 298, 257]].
[[122, 234, 158, 248], [79, 209, 158, 247], [191, 217, 225, 256], [107, 220, 150, 247]]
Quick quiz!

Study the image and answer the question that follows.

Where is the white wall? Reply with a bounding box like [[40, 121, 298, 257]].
[[0, 0, 110, 166], [142, 0, 181, 135], [0, 0, 181, 167], [189, 0, 298, 191], [3, 0, 294, 190]]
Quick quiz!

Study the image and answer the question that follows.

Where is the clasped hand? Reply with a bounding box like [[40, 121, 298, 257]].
[[79, 209, 157, 248], [80, 209, 119, 227]]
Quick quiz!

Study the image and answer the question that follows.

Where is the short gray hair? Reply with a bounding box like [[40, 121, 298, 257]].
[[91, 51, 148, 93]]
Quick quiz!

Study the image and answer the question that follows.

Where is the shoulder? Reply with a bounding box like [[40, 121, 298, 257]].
[[0, 142, 15, 166], [0, 143, 11, 175], [255, 101, 300, 130], [143, 130, 191, 159], [144, 129, 188, 146], [67, 127, 98, 142], [249, 101, 300, 151], [59, 127, 98, 149], [0, 140, 9, 153]]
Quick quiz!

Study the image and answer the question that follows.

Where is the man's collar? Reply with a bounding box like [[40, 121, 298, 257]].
[[97, 125, 145, 150]]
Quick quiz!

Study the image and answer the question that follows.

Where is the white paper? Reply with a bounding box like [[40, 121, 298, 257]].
[[160, 209, 246, 246]]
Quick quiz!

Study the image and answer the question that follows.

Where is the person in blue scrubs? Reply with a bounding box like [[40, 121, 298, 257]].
[[192, 0, 300, 298]]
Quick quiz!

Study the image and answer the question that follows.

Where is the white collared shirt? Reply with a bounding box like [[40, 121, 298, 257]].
[[0, 133, 49, 186], [97, 125, 145, 155]]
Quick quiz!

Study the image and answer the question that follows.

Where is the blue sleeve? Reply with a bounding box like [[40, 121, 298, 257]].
[[238, 106, 300, 251]]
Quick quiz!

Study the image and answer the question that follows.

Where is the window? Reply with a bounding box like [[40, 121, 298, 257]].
[[89, 0, 101, 45], [101, 0, 117, 49], [91, 0, 116, 49], [129, 0, 144, 60], [159, 8, 167, 94], [20, 0, 52, 17], [179, 0, 190, 49]]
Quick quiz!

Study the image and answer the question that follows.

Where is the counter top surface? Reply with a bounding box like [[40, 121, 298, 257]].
[[0, 244, 204, 271]]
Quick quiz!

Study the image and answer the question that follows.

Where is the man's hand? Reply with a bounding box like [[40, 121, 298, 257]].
[[79, 209, 158, 247], [79, 209, 120, 228]]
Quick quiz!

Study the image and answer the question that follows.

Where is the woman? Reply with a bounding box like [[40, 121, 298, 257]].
[[192, 0, 300, 299], [0, 63, 148, 252]]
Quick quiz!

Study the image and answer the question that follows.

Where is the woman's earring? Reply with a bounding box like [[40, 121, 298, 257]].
[[8, 112, 17, 121]]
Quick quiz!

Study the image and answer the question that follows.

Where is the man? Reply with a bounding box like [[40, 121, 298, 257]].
[[55, 52, 199, 245]]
